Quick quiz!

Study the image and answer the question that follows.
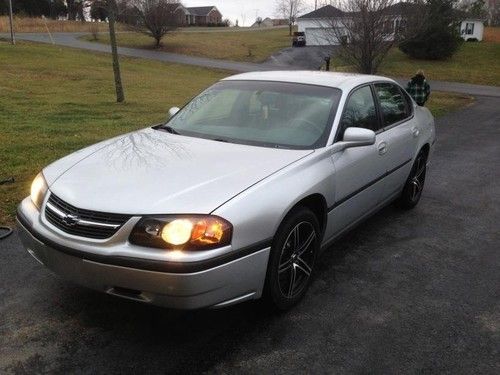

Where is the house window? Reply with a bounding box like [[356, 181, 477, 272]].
[[465, 22, 474, 35]]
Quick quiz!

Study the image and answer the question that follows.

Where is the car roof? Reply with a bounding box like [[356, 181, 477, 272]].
[[223, 71, 395, 92]]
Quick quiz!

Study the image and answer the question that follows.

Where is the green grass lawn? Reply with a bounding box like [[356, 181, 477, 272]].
[[333, 38, 500, 86], [0, 40, 473, 225], [0, 40, 226, 224], [82, 28, 293, 62]]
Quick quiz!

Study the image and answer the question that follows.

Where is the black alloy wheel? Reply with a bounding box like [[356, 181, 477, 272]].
[[265, 207, 320, 310], [397, 149, 428, 209]]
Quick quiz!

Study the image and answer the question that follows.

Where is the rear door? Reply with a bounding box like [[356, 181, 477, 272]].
[[373, 82, 417, 199]]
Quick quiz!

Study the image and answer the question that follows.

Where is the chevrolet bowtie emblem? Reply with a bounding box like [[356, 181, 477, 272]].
[[62, 214, 79, 227]]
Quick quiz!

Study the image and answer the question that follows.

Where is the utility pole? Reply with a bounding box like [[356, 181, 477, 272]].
[[8, 0, 15, 45]]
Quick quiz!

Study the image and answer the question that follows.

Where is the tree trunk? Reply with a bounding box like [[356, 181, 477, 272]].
[[155, 36, 161, 48], [67, 0, 77, 20], [108, 2, 125, 103], [289, 23, 293, 36]]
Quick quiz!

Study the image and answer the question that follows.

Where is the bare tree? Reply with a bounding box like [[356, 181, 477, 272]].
[[323, 0, 401, 74], [275, 0, 305, 35], [130, 0, 181, 48]]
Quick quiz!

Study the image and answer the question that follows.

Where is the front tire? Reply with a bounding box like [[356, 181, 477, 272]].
[[397, 149, 427, 209], [264, 207, 320, 310]]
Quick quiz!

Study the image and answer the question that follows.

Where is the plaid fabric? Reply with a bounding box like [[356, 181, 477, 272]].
[[406, 79, 431, 106]]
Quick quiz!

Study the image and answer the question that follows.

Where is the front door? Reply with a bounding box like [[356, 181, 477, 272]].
[[325, 85, 387, 239]]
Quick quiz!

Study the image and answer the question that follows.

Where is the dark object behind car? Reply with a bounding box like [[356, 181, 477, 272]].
[[292, 31, 306, 47]]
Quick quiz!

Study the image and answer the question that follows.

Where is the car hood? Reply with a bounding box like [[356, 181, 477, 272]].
[[45, 128, 313, 214]]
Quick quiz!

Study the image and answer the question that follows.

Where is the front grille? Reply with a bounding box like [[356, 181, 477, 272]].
[[44, 193, 131, 239]]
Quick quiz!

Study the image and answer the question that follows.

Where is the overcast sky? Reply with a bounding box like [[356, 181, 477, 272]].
[[185, 0, 320, 26]]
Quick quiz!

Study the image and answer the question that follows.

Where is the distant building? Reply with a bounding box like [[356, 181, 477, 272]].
[[297, 2, 419, 46], [185, 6, 223, 26], [460, 19, 485, 41], [250, 17, 288, 28]]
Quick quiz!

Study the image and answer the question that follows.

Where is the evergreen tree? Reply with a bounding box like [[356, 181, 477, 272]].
[[399, 0, 463, 60]]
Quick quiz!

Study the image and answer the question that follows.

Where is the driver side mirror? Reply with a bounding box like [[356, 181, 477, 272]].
[[168, 107, 180, 119], [340, 127, 376, 149]]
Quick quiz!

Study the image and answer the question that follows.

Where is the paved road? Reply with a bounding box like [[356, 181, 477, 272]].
[[2, 32, 499, 98], [1, 97, 499, 374], [0, 32, 288, 72]]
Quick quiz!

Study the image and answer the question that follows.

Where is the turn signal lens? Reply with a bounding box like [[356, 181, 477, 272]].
[[191, 219, 225, 245], [129, 215, 233, 251], [161, 219, 193, 246]]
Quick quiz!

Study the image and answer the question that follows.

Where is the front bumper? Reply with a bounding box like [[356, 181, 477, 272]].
[[17, 198, 270, 309]]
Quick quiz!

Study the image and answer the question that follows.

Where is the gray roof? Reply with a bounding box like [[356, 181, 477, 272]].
[[381, 2, 423, 15], [298, 5, 343, 19], [299, 2, 423, 19], [187, 6, 217, 16]]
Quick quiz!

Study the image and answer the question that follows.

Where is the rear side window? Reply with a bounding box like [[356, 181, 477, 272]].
[[374, 83, 411, 127], [339, 86, 379, 136]]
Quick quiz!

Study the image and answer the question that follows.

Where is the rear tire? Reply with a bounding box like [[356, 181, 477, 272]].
[[264, 207, 320, 310], [397, 149, 427, 209]]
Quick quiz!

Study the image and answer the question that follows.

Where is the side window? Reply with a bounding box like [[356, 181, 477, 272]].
[[374, 83, 409, 127], [339, 86, 378, 136], [400, 88, 414, 116]]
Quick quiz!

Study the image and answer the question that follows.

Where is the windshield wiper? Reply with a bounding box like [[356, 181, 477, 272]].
[[160, 125, 180, 135], [211, 138, 230, 143]]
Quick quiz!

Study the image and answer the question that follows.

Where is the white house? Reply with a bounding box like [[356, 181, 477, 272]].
[[297, 5, 345, 46], [297, 3, 416, 46], [460, 19, 485, 41]]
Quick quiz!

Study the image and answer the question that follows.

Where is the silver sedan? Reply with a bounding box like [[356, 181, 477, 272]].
[[18, 71, 436, 310]]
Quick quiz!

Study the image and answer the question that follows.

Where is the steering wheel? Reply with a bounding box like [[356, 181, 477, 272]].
[[290, 118, 324, 135]]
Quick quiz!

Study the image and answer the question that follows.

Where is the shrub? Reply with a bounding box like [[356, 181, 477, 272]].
[[399, 0, 462, 60], [399, 25, 463, 59]]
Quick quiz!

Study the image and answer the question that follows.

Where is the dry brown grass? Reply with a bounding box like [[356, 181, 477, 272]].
[[484, 27, 500, 43], [84, 28, 293, 62], [0, 16, 111, 33]]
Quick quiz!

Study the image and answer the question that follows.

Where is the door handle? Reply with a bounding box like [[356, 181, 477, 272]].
[[378, 142, 387, 155], [411, 127, 420, 137]]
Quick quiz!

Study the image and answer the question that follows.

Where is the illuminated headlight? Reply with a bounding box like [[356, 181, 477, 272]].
[[129, 216, 233, 251], [30, 172, 48, 210]]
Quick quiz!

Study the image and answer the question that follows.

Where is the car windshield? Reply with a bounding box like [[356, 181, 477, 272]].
[[161, 80, 341, 149]]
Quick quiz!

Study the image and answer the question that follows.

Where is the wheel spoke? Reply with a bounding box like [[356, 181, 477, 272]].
[[287, 265, 297, 297], [295, 257, 312, 276], [278, 258, 293, 274], [415, 164, 426, 179], [292, 225, 300, 251], [411, 178, 422, 200], [296, 231, 316, 257]]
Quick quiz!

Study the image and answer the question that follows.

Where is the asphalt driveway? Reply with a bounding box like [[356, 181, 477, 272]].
[[264, 46, 334, 69], [1, 96, 499, 374]]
